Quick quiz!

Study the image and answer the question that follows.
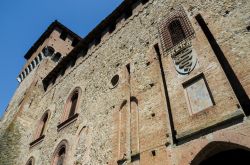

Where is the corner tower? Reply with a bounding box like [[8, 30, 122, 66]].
[[17, 20, 81, 83]]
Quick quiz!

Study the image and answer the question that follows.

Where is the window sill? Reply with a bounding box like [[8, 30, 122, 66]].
[[57, 113, 79, 131], [29, 135, 45, 148]]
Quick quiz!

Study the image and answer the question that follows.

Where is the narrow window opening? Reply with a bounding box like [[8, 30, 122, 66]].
[[195, 14, 250, 116], [38, 53, 42, 61], [168, 20, 186, 46], [57, 146, 66, 165], [68, 92, 78, 118], [151, 150, 156, 156], [126, 63, 130, 74], [28, 65, 32, 72], [39, 113, 48, 137], [31, 61, 35, 68], [60, 31, 67, 41], [35, 57, 39, 64]]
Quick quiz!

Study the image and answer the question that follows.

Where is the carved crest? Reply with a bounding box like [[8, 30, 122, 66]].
[[171, 44, 197, 74]]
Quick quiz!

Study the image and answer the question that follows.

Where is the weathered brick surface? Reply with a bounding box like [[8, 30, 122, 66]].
[[0, 0, 249, 164]]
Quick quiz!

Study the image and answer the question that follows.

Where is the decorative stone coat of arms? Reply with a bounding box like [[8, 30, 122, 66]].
[[170, 43, 197, 74]]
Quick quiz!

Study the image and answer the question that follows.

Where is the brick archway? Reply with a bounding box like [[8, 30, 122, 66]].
[[191, 141, 250, 165]]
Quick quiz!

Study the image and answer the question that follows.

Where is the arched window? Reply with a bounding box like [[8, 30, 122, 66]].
[[39, 112, 49, 137], [43, 46, 55, 57], [31, 111, 50, 146], [168, 20, 186, 46], [26, 157, 35, 165], [69, 91, 78, 118], [51, 52, 62, 63], [62, 87, 81, 122], [158, 6, 195, 51], [52, 140, 68, 165]]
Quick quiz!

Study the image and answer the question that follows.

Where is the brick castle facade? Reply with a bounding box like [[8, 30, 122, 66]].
[[0, 0, 250, 164]]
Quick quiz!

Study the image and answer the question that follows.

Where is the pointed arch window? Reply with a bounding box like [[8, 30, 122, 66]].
[[52, 140, 68, 165], [30, 111, 50, 147], [26, 157, 35, 165], [68, 91, 78, 118], [57, 87, 81, 131]]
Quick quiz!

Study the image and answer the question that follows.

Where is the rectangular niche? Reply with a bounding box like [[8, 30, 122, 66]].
[[183, 74, 214, 114]]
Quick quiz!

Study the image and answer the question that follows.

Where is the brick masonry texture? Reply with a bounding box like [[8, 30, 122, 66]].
[[0, 0, 250, 164]]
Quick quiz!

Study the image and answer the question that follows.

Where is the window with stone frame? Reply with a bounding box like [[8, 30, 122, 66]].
[[57, 88, 81, 130], [64, 88, 81, 120], [30, 111, 50, 147], [52, 140, 68, 165], [26, 157, 35, 165]]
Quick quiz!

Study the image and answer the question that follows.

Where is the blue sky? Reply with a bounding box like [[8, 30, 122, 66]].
[[0, 0, 123, 117]]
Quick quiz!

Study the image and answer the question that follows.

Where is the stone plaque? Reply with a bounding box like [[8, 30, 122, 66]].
[[184, 75, 214, 114]]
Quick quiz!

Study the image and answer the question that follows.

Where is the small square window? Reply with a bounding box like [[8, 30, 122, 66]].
[[183, 74, 214, 114]]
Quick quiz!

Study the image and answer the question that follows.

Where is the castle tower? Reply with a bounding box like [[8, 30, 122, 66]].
[[17, 20, 81, 84]]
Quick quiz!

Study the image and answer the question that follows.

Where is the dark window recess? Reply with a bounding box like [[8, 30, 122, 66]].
[[152, 150, 156, 156], [43, 46, 55, 57], [131, 154, 140, 162], [69, 92, 78, 118], [195, 14, 250, 116], [111, 74, 119, 87], [71, 38, 79, 47], [52, 52, 62, 63], [247, 26, 250, 32], [57, 147, 66, 165], [60, 31, 67, 41], [27, 160, 32, 165], [126, 63, 130, 74], [39, 113, 48, 137], [168, 20, 186, 46]]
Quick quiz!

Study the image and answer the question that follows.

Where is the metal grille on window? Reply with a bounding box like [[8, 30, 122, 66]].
[[168, 20, 186, 46]]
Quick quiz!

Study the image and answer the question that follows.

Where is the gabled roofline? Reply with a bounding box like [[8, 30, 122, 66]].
[[24, 20, 82, 60]]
